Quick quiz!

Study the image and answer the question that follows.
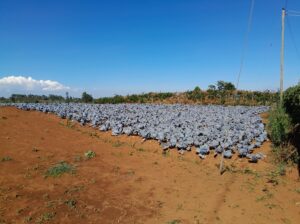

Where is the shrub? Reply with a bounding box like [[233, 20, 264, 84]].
[[84, 150, 96, 159], [45, 162, 74, 177], [283, 84, 300, 124], [186, 86, 203, 102], [267, 105, 291, 146]]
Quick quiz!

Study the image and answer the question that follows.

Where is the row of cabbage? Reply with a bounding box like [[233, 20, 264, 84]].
[[2, 103, 269, 162]]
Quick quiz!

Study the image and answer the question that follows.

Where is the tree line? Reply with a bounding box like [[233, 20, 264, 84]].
[[0, 81, 279, 106]]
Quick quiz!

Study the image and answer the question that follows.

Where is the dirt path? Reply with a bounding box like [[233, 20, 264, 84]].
[[0, 107, 299, 224]]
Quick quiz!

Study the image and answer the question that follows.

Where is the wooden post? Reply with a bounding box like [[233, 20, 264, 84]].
[[280, 8, 285, 103]]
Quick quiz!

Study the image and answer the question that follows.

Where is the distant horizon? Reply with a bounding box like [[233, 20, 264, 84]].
[[0, 75, 285, 99], [1, 0, 299, 97]]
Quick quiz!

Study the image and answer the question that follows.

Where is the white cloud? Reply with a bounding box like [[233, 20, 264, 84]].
[[0, 76, 70, 95]]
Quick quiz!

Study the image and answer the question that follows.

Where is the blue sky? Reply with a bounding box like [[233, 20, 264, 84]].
[[0, 0, 299, 97]]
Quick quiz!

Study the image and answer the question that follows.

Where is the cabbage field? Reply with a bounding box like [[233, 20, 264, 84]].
[[3, 103, 269, 161]]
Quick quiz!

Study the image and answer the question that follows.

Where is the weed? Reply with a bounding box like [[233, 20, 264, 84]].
[[32, 147, 39, 152], [266, 165, 286, 186], [156, 200, 164, 208], [16, 208, 24, 215], [136, 148, 145, 152], [36, 212, 56, 223], [162, 150, 170, 157], [45, 200, 56, 208], [84, 150, 96, 159], [281, 218, 292, 224], [112, 140, 124, 147], [267, 105, 291, 146], [112, 166, 120, 174], [111, 151, 123, 158], [276, 163, 286, 176], [90, 178, 96, 184], [176, 204, 183, 211], [45, 162, 74, 177], [65, 199, 77, 209], [127, 169, 135, 176], [265, 203, 277, 209], [74, 155, 82, 162], [1, 156, 12, 162], [166, 220, 181, 224], [66, 120, 75, 129], [89, 132, 99, 138], [243, 167, 255, 175], [42, 194, 49, 200], [24, 216, 32, 222], [64, 185, 84, 194], [256, 192, 273, 202]]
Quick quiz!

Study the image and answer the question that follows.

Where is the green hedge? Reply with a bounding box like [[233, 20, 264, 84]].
[[267, 105, 291, 146], [283, 84, 300, 124]]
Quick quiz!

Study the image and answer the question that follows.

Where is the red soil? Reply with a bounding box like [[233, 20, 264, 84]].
[[0, 107, 299, 224]]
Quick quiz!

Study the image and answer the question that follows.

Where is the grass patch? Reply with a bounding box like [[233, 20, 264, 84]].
[[36, 212, 56, 224], [256, 191, 273, 202], [1, 156, 12, 162], [45, 162, 74, 177], [84, 150, 96, 159]]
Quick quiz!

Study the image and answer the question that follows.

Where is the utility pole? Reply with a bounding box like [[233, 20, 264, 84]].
[[280, 8, 286, 103]]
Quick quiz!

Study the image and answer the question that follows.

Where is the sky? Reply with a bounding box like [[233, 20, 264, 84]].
[[0, 0, 300, 97]]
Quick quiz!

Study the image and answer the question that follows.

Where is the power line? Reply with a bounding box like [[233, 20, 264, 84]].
[[235, 0, 255, 90], [286, 16, 300, 61]]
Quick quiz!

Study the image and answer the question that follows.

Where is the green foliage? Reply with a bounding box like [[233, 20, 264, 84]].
[[216, 80, 236, 91], [0, 85, 280, 105], [267, 105, 291, 146], [1, 156, 12, 162], [84, 150, 96, 159], [283, 84, 300, 124], [81, 92, 93, 103], [186, 86, 203, 102], [94, 92, 174, 104], [65, 199, 77, 209], [45, 162, 74, 177]]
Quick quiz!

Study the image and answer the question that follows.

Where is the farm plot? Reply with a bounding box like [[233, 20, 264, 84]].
[[4, 103, 269, 161]]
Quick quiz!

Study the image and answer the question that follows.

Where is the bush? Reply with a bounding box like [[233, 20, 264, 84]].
[[45, 162, 74, 177], [267, 105, 291, 146], [283, 84, 300, 124], [186, 86, 203, 102]]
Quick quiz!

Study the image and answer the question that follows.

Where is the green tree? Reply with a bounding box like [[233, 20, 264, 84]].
[[216, 81, 236, 91], [81, 92, 93, 103]]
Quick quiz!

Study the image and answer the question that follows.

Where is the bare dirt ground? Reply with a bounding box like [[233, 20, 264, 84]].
[[0, 107, 299, 224]]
